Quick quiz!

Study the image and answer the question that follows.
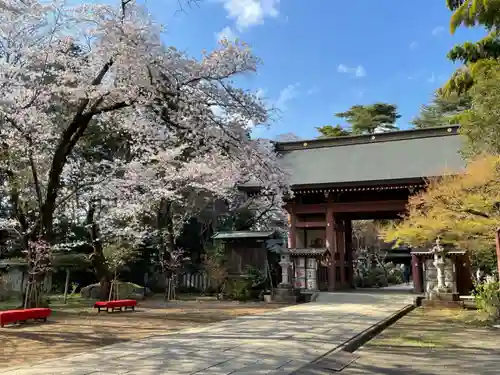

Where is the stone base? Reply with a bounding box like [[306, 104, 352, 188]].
[[271, 287, 298, 303], [427, 292, 460, 302], [422, 292, 463, 308], [421, 299, 464, 309]]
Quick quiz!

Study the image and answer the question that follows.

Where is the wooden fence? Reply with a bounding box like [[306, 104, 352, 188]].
[[178, 272, 211, 291]]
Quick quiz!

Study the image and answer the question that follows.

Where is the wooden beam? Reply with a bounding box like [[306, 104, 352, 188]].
[[294, 204, 327, 214], [295, 221, 326, 228], [332, 200, 407, 213]]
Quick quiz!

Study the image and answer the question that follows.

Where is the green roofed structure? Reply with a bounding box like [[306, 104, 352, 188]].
[[211, 231, 282, 277], [277, 126, 464, 188], [270, 125, 472, 295]]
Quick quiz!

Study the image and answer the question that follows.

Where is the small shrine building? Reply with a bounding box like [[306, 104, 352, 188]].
[[269, 125, 472, 294]]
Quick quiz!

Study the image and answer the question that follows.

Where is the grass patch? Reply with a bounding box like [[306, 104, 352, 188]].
[[367, 307, 498, 351], [0, 299, 21, 311], [0, 294, 97, 313]]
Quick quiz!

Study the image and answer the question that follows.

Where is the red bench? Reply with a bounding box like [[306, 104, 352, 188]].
[[0, 308, 52, 327], [93, 299, 137, 313]]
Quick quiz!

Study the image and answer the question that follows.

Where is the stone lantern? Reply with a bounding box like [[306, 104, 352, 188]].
[[278, 251, 292, 287]]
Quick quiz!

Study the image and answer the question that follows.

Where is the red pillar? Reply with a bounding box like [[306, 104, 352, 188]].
[[344, 220, 354, 288], [458, 253, 473, 295], [287, 208, 296, 249], [336, 220, 346, 288], [326, 197, 336, 291], [411, 254, 422, 293]]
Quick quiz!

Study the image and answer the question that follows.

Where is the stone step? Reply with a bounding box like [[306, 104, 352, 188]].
[[421, 299, 464, 309]]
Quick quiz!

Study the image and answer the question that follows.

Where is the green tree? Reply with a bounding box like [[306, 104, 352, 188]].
[[335, 103, 400, 135], [456, 60, 500, 157], [412, 93, 471, 128], [438, 0, 500, 156], [382, 154, 500, 254], [316, 103, 400, 138], [447, 0, 500, 33], [440, 34, 500, 96], [440, 0, 500, 97], [315, 125, 350, 138]]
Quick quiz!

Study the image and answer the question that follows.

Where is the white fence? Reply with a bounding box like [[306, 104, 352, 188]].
[[178, 272, 211, 291]]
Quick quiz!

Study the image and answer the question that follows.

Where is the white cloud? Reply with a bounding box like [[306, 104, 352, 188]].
[[337, 64, 349, 73], [355, 66, 366, 77], [220, 0, 281, 31], [409, 41, 418, 50], [215, 26, 237, 42], [337, 64, 366, 78], [275, 83, 299, 111], [432, 26, 445, 36], [306, 86, 319, 95], [427, 73, 436, 83]]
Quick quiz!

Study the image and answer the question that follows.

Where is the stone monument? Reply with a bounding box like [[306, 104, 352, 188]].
[[273, 250, 297, 303], [424, 238, 462, 308], [430, 238, 451, 294], [278, 251, 292, 288]]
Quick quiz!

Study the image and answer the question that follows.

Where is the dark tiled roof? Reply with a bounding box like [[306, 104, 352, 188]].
[[212, 231, 275, 240], [276, 126, 465, 187], [411, 250, 466, 255], [288, 248, 328, 256]]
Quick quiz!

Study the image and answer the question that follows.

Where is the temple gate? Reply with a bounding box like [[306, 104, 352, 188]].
[[267, 126, 472, 293]]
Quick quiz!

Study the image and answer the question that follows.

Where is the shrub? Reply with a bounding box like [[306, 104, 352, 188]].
[[244, 266, 266, 288], [474, 281, 500, 321], [203, 243, 228, 298], [386, 263, 404, 285], [355, 266, 388, 288], [367, 267, 388, 287], [225, 278, 252, 301]]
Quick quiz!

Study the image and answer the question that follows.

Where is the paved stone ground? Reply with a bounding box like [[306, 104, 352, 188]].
[[0, 292, 413, 375], [379, 283, 414, 292]]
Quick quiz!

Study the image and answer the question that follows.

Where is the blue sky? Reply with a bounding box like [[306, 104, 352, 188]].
[[152, 0, 485, 140]]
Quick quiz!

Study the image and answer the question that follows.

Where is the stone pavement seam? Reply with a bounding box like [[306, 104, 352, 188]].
[[290, 303, 416, 374], [340, 303, 415, 353]]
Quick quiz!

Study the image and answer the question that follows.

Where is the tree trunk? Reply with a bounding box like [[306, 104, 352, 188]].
[[42, 113, 94, 238], [158, 199, 176, 301], [86, 201, 111, 301], [63, 268, 71, 304], [100, 278, 111, 301], [158, 199, 175, 253], [40, 56, 120, 239], [23, 281, 31, 309]]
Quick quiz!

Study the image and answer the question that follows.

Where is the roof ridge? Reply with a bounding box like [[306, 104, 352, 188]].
[[276, 125, 459, 152]]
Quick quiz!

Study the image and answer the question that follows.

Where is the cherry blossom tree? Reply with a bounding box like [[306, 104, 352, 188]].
[[102, 242, 136, 300], [0, 0, 288, 304]]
